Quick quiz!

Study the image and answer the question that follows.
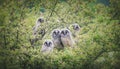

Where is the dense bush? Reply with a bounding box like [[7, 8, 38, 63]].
[[0, 0, 120, 69]]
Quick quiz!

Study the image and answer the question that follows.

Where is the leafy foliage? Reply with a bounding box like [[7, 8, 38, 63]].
[[0, 0, 120, 69]]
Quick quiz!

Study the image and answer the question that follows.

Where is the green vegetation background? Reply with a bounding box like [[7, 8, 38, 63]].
[[0, 0, 120, 69]]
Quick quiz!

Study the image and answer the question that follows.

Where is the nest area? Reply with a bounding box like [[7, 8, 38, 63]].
[[0, 0, 120, 69]]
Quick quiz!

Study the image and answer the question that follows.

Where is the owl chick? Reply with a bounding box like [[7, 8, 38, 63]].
[[60, 29, 75, 48], [51, 29, 64, 50], [71, 23, 80, 37], [41, 40, 54, 54], [33, 17, 44, 35]]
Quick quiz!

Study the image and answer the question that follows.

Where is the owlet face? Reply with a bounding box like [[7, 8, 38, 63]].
[[72, 24, 80, 31], [61, 29, 70, 37], [44, 40, 53, 47], [38, 18, 44, 23], [52, 29, 61, 39]]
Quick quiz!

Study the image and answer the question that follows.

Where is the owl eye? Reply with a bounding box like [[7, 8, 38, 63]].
[[53, 31, 57, 35], [61, 31, 64, 34], [44, 42, 47, 45], [57, 31, 60, 34], [76, 26, 79, 29], [49, 42, 52, 46], [65, 30, 69, 34]]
